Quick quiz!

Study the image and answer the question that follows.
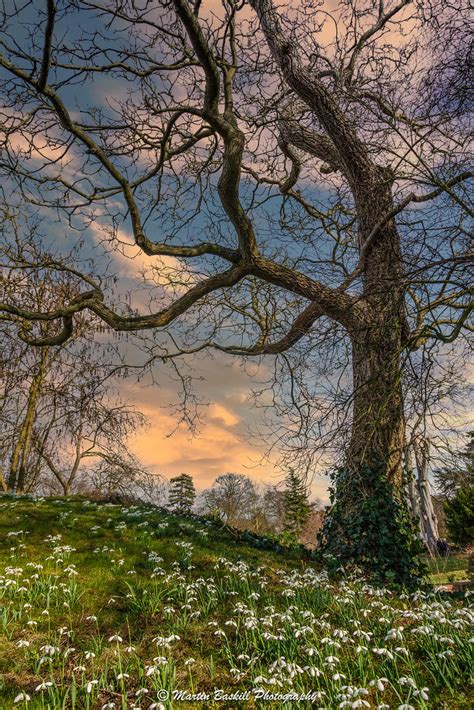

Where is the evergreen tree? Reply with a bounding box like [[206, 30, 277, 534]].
[[169, 473, 196, 514], [434, 432, 474, 499], [444, 486, 474, 545], [283, 469, 311, 539]]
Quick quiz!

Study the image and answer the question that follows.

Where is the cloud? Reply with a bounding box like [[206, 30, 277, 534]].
[[120, 356, 330, 503]]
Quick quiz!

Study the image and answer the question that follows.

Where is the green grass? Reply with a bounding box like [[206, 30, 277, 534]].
[[423, 553, 471, 586], [0, 496, 473, 709]]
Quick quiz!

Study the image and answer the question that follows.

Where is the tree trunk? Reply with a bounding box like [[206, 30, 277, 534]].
[[413, 438, 439, 554], [348, 169, 406, 486], [349, 323, 405, 487], [8, 349, 49, 493], [406, 444, 422, 525]]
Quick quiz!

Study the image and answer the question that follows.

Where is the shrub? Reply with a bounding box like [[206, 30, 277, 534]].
[[317, 461, 426, 589]]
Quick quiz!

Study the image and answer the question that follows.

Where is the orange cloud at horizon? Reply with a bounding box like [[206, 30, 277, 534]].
[[121, 363, 331, 502]]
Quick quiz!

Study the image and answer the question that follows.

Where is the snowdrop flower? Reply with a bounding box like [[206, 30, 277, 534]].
[[86, 680, 99, 693], [35, 681, 53, 691], [16, 640, 30, 648], [73, 665, 86, 672], [125, 645, 136, 653], [152, 656, 168, 665], [108, 634, 123, 643], [40, 645, 59, 656], [385, 627, 403, 641], [413, 687, 429, 700], [372, 647, 394, 660], [85, 651, 96, 660], [13, 693, 31, 704], [184, 657, 196, 665], [394, 646, 409, 656], [304, 666, 322, 677], [116, 672, 129, 680], [370, 678, 389, 692]]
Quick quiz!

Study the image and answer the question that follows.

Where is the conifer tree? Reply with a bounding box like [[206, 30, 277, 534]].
[[436, 433, 474, 497], [444, 486, 474, 545], [283, 469, 311, 539], [169, 473, 196, 514]]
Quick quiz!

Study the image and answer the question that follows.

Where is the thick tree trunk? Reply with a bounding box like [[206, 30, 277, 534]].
[[347, 166, 407, 487], [349, 323, 405, 487]]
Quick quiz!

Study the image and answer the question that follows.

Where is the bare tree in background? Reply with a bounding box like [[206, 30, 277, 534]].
[[0, 259, 151, 497], [0, 1, 471, 573], [38, 381, 148, 496], [201, 473, 259, 527]]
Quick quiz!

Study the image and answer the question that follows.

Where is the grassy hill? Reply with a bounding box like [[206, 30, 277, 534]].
[[0, 497, 472, 709]]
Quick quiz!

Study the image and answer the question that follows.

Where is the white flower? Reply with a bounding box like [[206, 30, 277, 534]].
[[86, 680, 99, 693], [35, 682, 53, 691], [13, 693, 31, 704], [184, 657, 196, 665], [108, 634, 123, 643], [370, 678, 389, 692], [40, 645, 59, 657], [413, 687, 429, 701]]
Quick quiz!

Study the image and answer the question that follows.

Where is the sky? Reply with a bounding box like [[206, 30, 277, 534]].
[[122, 359, 333, 498], [1, 0, 471, 503]]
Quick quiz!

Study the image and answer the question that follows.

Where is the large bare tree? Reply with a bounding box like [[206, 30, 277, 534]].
[[0, 0, 471, 573]]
